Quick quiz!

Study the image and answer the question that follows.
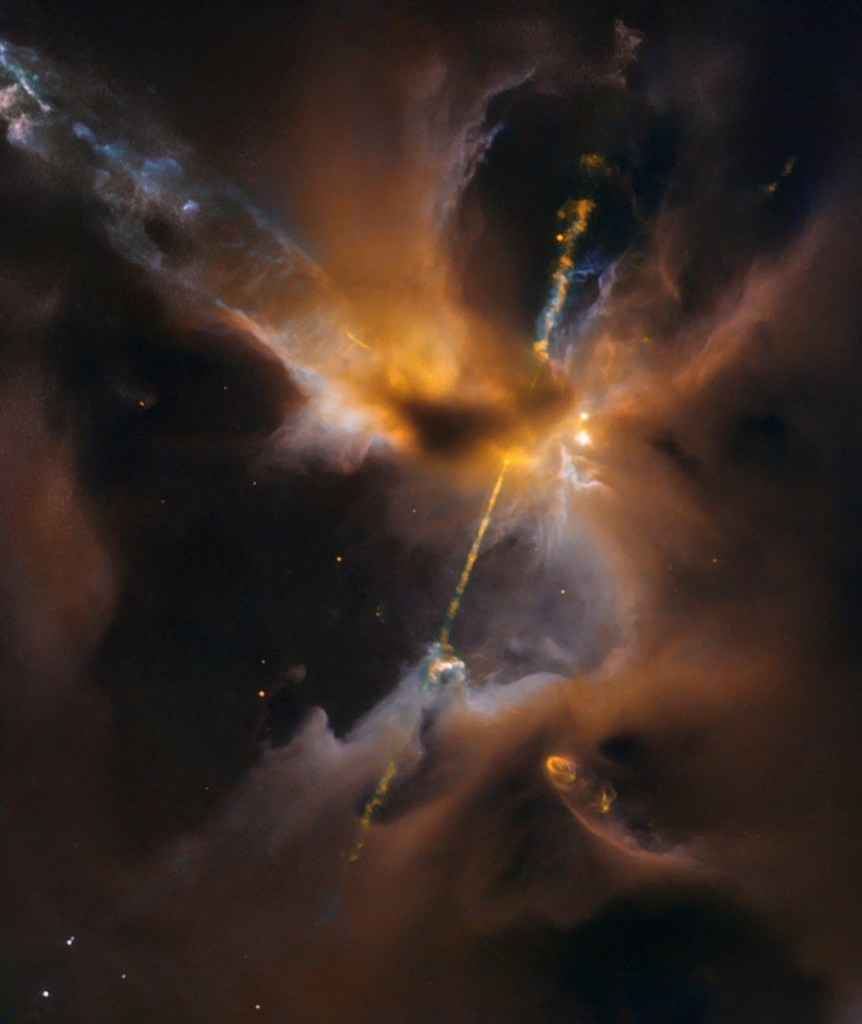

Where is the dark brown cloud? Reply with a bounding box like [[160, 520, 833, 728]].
[[0, 2, 861, 1022]]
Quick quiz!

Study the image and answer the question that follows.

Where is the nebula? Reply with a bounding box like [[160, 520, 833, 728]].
[[0, 1, 861, 1022]]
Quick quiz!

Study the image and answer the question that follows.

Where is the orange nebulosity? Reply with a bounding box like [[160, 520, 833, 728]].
[[545, 754, 617, 815]]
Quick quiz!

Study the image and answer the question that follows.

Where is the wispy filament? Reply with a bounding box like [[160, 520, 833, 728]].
[[438, 453, 512, 653]]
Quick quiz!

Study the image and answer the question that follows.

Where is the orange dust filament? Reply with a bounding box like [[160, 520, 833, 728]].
[[348, 758, 399, 863], [438, 454, 511, 653]]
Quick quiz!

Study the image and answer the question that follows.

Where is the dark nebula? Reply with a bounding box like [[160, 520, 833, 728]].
[[0, 1, 861, 1022]]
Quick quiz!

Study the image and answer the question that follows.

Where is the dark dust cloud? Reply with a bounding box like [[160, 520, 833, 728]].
[[0, 0, 861, 1021]]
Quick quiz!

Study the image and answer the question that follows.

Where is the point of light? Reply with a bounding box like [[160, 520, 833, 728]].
[[575, 429, 591, 447]]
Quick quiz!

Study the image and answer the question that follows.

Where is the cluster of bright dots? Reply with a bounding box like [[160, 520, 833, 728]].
[[575, 409, 592, 448], [39, 937, 129, 1005]]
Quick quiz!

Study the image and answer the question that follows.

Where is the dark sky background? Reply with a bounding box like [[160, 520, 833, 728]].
[[1, 1, 862, 1022]]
